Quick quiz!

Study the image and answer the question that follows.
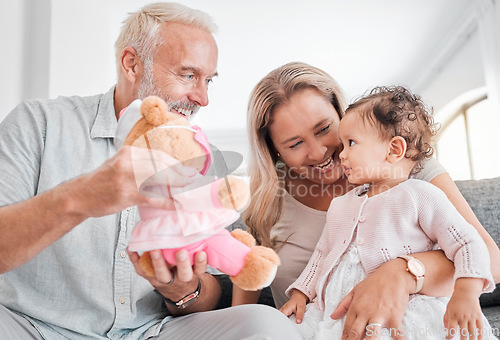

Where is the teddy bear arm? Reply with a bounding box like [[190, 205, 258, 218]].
[[217, 176, 250, 211], [205, 229, 280, 291]]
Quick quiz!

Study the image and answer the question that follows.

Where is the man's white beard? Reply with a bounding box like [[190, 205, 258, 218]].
[[137, 62, 200, 120], [137, 60, 164, 100]]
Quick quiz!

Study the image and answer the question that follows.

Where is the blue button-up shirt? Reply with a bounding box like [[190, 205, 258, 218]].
[[0, 87, 173, 339]]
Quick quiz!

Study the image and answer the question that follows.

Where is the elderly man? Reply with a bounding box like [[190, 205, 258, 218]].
[[0, 2, 299, 339]]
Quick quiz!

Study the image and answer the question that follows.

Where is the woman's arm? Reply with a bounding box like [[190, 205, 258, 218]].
[[430, 173, 500, 282], [232, 285, 261, 306]]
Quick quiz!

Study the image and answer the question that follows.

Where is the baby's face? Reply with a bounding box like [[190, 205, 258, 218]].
[[338, 111, 392, 185]]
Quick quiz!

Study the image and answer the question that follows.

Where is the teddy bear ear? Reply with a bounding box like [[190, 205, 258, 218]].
[[140, 96, 170, 126]]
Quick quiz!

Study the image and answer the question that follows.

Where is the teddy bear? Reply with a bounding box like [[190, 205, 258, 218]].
[[114, 95, 280, 291]]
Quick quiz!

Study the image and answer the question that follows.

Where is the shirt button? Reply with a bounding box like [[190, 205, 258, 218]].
[[357, 238, 364, 245], [120, 251, 127, 258], [119, 297, 126, 304], [359, 216, 366, 223], [126, 207, 131, 211]]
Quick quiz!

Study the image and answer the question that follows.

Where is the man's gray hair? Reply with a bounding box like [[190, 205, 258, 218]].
[[114, 2, 217, 75]]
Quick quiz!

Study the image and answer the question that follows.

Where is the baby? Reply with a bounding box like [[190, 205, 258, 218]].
[[281, 86, 496, 339]]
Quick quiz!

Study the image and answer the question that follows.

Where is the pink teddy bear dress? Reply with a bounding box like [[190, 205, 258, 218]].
[[115, 99, 251, 276]]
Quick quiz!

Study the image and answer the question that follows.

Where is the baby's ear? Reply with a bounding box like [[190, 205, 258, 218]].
[[386, 136, 407, 163]]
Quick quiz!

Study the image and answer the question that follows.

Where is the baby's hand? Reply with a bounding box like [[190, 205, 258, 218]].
[[444, 278, 484, 339], [279, 289, 309, 324]]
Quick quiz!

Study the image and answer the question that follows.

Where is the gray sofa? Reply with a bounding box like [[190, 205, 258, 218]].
[[218, 176, 500, 331], [456, 177, 500, 330]]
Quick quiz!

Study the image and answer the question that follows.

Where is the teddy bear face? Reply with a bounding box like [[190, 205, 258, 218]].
[[122, 96, 209, 173], [127, 120, 207, 172]]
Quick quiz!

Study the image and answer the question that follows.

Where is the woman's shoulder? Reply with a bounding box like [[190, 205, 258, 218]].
[[411, 157, 447, 182]]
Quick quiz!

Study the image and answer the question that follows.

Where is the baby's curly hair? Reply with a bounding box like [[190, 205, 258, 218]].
[[346, 86, 438, 174]]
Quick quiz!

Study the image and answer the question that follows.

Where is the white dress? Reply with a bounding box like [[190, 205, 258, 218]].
[[293, 238, 497, 340]]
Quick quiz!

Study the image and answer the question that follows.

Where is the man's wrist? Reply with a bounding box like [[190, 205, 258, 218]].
[[163, 278, 202, 309], [60, 175, 93, 219], [49, 177, 89, 222]]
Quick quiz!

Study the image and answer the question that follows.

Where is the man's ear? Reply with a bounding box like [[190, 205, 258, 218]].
[[386, 136, 407, 164], [120, 47, 141, 83]]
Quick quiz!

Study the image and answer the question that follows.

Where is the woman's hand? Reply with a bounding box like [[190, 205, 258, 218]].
[[331, 250, 455, 339], [330, 258, 414, 340], [280, 289, 309, 324]]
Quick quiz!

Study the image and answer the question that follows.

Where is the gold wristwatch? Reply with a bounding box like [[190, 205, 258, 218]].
[[397, 255, 425, 294]]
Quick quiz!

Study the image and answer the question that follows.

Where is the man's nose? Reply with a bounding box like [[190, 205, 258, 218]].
[[189, 81, 209, 107]]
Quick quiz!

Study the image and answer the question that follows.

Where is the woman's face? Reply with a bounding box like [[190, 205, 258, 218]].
[[268, 88, 343, 185]]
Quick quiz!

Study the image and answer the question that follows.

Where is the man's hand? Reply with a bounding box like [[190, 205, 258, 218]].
[[128, 248, 216, 315], [73, 146, 197, 218]]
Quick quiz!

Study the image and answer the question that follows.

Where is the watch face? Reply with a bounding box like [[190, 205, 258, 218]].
[[408, 258, 425, 276]]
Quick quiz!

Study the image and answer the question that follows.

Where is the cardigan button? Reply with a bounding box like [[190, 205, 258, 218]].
[[359, 216, 366, 223], [357, 238, 365, 245]]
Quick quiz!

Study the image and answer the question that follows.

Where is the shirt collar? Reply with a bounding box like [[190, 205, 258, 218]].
[[90, 85, 118, 139]]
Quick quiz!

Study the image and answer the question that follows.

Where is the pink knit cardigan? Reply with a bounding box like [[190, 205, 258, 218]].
[[286, 179, 495, 311]]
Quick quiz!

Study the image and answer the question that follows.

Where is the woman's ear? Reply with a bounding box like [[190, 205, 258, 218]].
[[386, 136, 407, 164], [120, 47, 141, 83]]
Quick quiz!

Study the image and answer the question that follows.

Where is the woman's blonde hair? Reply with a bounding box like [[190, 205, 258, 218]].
[[243, 62, 347, 247], [114, 2, 217, 76]]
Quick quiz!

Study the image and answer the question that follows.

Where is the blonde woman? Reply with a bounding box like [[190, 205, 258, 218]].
[[234, 62, 500, 338]]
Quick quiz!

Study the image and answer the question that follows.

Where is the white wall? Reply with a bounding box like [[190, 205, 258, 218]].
[[419, 31, 485, 112], [49, 0, 117, 98], [0, 0, 51, 120], [1, 0, 496, 179], [0, 0, 28, 120], [417, 26, 500, 180]]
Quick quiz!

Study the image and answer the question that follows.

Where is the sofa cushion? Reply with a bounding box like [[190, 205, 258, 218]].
[[455, 177, 500, 247], [456, 176, 500, 308], [482, 306, 500, 336]]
